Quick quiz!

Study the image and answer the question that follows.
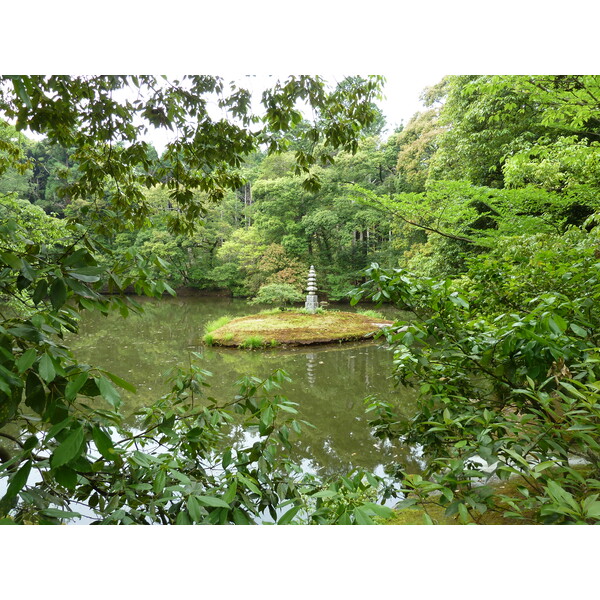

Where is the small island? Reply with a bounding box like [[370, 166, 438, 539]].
[[203, 310, 393, 348], [204, 267, 393, 348]]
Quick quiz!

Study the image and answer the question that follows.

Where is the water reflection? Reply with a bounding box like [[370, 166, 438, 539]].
[[306, 352, 317, 386], [67, 296, 421, 477]]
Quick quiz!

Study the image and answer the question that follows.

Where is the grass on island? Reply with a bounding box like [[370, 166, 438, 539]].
[[203, 309, 393, 348]]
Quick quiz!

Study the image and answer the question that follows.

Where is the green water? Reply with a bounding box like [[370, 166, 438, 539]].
[[68, 296, 421, 477]]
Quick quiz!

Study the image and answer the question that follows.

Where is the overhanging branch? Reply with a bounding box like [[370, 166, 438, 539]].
[[353, 190, 477, 244]]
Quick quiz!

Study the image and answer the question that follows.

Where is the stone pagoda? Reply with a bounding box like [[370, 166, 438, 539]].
[[304, 265, 319, 313]]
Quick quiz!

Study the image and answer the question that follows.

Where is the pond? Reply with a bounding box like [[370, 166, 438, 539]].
[[67, 296, 423, 479]]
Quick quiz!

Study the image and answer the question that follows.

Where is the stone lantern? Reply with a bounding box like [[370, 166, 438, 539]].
[[304, 265, 319, 313]]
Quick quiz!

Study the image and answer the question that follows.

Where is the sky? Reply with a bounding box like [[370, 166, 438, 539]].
[[372, 72, 447, 129]]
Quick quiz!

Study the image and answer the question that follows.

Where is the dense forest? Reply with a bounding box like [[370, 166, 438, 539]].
[[0, 92, 401, 301], [1, 75, 599, 524]]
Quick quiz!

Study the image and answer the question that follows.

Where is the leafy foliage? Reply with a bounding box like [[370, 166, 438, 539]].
[[351, 253, 600, 524], [250, 283, 304, 308]]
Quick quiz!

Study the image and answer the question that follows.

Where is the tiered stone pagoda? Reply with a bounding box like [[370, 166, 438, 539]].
[[304, 265, 319, 313]]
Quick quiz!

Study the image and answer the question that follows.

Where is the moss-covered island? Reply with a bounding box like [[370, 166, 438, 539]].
[[203, 310, 393, 348]]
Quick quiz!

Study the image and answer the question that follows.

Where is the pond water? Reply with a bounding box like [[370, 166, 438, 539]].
[[67, 296, 423, 478]]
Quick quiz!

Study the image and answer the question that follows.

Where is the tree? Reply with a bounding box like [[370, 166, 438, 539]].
[[394, 109, 443, 192], [339, 75, 600, 523], [0, 120, 32, 198], [346, 75, 600, 281], [249, 283, 304, 308], [428, 75, 557, 187], [0, 75, 398, 524]]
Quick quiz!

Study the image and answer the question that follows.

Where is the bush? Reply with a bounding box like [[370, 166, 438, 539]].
[[352, 255, 600, 524], [249, 283, 304, 308]]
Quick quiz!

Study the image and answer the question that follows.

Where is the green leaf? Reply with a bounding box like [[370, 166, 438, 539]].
[[92, 426, 114, 459], [22, 435, 38, 452], [222, 448, 232, 469], [16, 349, 37, 374], [65, 371, 89, 401], [583, 500, 600, 519], [54, 466, 78, 489], [67, 267, 102, 282], [153, 470, 166, 494], [103, 371, 136, 394], [546, 480, 579, 510], [278, 505, 301, 525], [195, 495, 230, 509], [395, 498, 417, 510], [96, 376, 121, 409], [312, 489, 337, 498], [187, 495, 204, 522], [338, 511, 351, 525], [170, 470, 191, 484], [223, 480, 237, 504], [237, 473, 261, 496], [0, 251, 22, 270], [548, 315, 567, 334], [449, 294, 469, 309], [232, 508, 250, 524], [11, 77, 32, 109], [353, 507, 374, 524], [176, 511, 192, 525], [163, 282, 176, 296], [50, 425, 85, 468], [49, 277, 67, 310], [38, 353, 56, 384], [533, 460, 556, 473], [361, 502, 395, 519], [504, 448, 530, 468], [261, 405, 274, 428], [44, 417, 72, 443], [131, 451, 152, 467], [570, 323, 588, 337], [7, 325, 43, 342], [41, 508, 82, 520], [3, 460, 32, 500], [32, 279, 47, 305]]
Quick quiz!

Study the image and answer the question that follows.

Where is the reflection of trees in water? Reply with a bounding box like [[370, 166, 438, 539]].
[[204, 342, 421, 476], [66, 296, 258, 412], [68, 297, 421, 474]]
